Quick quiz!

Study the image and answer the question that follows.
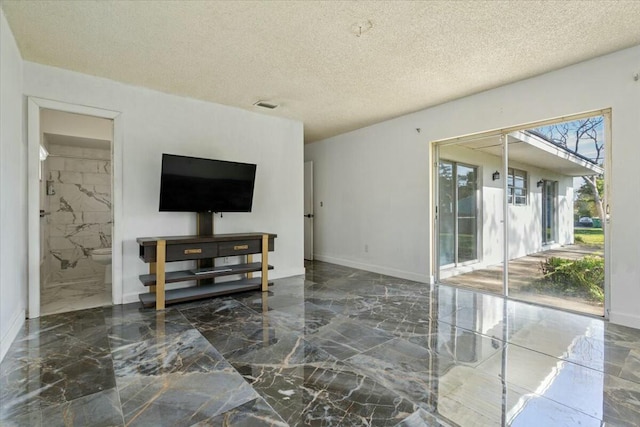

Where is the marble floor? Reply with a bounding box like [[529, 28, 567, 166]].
[[41, 278, 112, 316], [2, 261, 640, 426]]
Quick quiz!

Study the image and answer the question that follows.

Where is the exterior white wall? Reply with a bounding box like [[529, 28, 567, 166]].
[[425, 143, 575, 278], [305, 45, 640, 328], [22, 62, 305, 305], [0, 9, 27, 362], [507, 173, 574, 258]]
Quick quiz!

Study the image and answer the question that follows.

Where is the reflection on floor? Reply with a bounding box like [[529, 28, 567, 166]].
[[3, 261, 639, 426], [40, 278, 111, 316], [441, 244, 604, 316]]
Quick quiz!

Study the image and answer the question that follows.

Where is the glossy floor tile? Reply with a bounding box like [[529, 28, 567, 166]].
[[41, 278, 111, 316], [2, 260, 640, 426]]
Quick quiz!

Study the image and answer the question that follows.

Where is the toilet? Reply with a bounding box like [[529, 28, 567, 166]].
[[91, 248, 112, 285]]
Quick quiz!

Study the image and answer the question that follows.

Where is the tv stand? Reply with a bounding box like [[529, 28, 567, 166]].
[[136, 232, 276, 310]]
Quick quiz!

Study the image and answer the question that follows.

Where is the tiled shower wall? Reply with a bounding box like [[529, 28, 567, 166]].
[[40, 154, 51, 285], [45, 143, 111, 285]]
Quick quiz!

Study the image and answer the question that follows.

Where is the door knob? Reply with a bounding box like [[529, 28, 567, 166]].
[[305, 214, 314, 218]]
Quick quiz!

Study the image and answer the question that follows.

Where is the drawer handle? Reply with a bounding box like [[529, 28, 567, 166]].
[[233, 244, 249, 250], [184, 248, 202, 254]]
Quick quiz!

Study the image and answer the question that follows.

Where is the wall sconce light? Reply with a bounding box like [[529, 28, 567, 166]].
[[537, 179, 544, 188], [492, 171, 500, 181]]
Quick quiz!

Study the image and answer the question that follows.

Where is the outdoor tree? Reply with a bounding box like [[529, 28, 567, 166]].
[[532, 116, 605, 225], [576, 176, 604, 218]]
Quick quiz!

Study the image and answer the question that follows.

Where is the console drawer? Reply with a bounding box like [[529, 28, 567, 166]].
[[218, 240, 260, 256], [165, 243, 218, 261]]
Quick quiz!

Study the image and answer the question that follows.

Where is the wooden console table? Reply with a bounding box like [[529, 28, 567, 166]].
[[136, 232, 276, 310]]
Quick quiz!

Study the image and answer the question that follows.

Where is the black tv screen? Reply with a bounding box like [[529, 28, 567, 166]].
[[159, 154, 257, 213]]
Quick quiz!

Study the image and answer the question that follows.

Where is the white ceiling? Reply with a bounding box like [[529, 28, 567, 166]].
[[3, 1, 640, 143]]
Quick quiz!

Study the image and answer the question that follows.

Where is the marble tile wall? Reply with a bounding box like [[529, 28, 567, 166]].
[[40, 152, 51, 286], [45, 143, 112, 285]]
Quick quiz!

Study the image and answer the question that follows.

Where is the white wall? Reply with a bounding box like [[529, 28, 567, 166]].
[[305, 45, 640, 328], [305, 124, 432, 282], [22, 62, 305, 304], [0, 9, 27, 361]]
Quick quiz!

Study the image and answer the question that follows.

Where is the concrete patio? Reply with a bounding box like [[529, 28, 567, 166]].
[[440, 245, 604, 316]]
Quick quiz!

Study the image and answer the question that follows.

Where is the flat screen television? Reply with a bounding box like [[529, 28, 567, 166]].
[[159, 154, 257, 213]]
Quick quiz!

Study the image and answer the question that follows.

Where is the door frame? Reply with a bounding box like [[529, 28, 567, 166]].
[[303, 161, 314, 261], [27, 97, 123, 318]]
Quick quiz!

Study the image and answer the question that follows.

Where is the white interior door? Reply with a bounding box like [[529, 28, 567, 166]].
[[304, 161, 314, 260]]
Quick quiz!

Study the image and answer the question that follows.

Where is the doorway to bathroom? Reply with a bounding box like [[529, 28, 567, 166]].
[[27, 97, 122, 319], [38, 110, 113, 315]]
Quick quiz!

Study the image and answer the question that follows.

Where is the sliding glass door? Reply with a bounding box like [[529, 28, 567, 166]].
[[438, 160, 478, 268], [434, 113, 608, 318]]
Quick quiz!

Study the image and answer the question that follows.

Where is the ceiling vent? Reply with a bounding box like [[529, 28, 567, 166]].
[[253, 100, 278, 109]]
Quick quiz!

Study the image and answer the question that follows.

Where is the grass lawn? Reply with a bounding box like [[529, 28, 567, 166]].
[[575, 227, 604, 246]]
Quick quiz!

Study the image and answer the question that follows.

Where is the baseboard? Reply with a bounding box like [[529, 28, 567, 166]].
[[271, 267, 306, 280], [1, 308, 25, 363], [122, 292, 141, 305], [609, 311, 640, 330], [313, 254, 430, 283]]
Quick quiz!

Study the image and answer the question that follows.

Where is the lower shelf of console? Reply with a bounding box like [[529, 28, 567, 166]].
[[139, 278, 273, 308], [138, 262, 273, 285]]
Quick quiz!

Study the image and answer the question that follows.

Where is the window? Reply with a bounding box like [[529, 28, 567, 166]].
[[508, 168, 527, 205]]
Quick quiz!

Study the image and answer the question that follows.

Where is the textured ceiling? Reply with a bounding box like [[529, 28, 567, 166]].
[[3, 1, 640, 143]]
